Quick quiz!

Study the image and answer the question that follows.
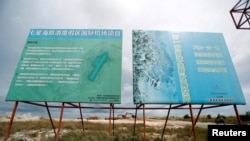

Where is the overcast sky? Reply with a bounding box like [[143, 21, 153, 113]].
[[0, 0, 249, 118]]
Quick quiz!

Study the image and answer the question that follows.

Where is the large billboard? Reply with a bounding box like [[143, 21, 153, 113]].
[[6, 29, 122, 103], [133, 30, 246, 104]]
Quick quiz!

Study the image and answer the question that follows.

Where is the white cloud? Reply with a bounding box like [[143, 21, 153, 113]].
[[121, 83, 133, 105]]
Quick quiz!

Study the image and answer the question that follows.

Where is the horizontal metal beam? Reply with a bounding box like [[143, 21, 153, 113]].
[[21, 101, 232, 110]]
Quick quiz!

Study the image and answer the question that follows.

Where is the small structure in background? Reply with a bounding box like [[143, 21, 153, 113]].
[[215, 114, 225, 124], [87, 116, 99, 120], [230, 0, 250, 29], [117, 112, 135, 119], [105, 112, 135, 120]]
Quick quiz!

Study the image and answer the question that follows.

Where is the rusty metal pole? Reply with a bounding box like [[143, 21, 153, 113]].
[[4, 101, 19, 141], [56, 102, 65, 141], [233, 104, 242, 125], [143, 104, 146, 141], [109, 103, 112, 140], [79, 103, 85, 133], [133, 104, 138, 137], [112, 104, 114, 136], [161, 104, 171, 138], [45, 102, 56, 139], [189, 104, 197, 141], [188, 104, 204, 136], [194, 104, 204, 125]]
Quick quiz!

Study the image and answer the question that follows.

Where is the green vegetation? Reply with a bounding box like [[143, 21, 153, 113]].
[[180, 113, 250, 125], [1, 119, 206, 141]]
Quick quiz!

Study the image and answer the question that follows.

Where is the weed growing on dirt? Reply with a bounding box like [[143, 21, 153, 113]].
[[1, 119, 209, 141]]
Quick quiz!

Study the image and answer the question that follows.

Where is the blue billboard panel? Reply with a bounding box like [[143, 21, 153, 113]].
[[133, 30, 246, 104]]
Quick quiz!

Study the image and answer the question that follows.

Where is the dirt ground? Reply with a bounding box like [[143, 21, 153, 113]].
[[85, 118, 215, 129], [1, 115, 215, 129]]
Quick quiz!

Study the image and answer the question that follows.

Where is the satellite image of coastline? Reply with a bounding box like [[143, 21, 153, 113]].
[[133, 30, 181, 104], [132, 30, 245, 105]]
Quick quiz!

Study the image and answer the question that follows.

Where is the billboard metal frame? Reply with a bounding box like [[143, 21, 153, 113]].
[[4, 101, 116, 141], [133, 104, 242, 141], [4, 102, 243, 141]]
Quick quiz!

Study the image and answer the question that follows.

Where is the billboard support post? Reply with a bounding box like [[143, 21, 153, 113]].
[[188, 104, 204, 138], [132, 104, 147, 141], [56, 103, 65, 141], [109, 103, 115, 139], [109, 103, 111, 138], [112, 104, 115, 136], [161, 104, 172, 138], [45, 102, 56, 138], [133, 104, 138, 137], [79, 103, 85, 133], [4, 101, 18, 141], [194, 104, 204, 125], [133, 104, 143, 137], [189, 104, 197, 141], [233, 104, 242, 125], [143, 104, 146, 141]]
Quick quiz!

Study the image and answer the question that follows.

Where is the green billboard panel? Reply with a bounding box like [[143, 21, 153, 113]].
[[6, 29, 122, 103], [133, 30, 246, 105]]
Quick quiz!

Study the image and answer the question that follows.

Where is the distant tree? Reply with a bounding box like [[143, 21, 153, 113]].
[[215, 114, 225, 124], [240, 111, 250, 121], [183, 114, 190, 119], [207, 114, 212, 119]]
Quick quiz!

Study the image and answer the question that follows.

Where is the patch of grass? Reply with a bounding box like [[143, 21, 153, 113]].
[[28, 131, 38, 138], [1, 119, 209, 141]]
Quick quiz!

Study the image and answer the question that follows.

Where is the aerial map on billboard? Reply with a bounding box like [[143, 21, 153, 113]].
[[6, 29, 122, 103], [133, 30, 246, 104]]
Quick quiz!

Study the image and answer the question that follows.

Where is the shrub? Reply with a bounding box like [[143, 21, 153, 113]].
[[183, 114, 190, 119]]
